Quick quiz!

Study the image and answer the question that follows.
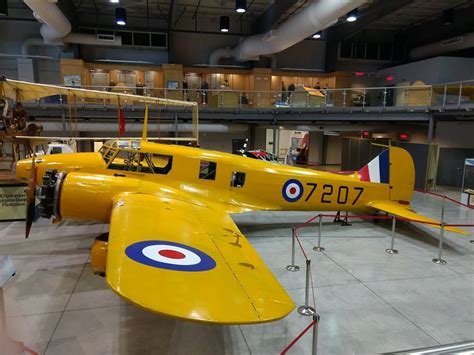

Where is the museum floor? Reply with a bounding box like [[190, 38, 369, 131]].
[[1, 188, 473, 355]]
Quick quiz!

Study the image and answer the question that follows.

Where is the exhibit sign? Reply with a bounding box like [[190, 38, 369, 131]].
[[0, 184, 27, 221]]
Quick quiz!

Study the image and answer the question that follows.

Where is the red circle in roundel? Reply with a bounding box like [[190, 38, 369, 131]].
[[289, 187, 297, 194], [158, 249, 186, 259]]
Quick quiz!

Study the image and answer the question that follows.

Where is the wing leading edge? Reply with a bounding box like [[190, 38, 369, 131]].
[[106, 192, 295, 324]]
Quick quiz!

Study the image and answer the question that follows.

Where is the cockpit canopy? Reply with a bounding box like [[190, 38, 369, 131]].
[[98, 140, 172, 175]]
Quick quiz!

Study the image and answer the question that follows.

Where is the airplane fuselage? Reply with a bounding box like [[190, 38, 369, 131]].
[[16, 140, 391, 221]]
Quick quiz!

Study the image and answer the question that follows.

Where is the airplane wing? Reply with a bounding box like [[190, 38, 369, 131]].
[[367, 200, 469, 235], [1, 78, 195, 108], [106, 192, 295, 324]]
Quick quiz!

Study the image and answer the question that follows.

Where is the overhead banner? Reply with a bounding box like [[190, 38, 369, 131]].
[[0, 184, 27, 221]]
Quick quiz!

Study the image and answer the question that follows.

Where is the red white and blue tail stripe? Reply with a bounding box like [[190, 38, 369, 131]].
[[358, 150, 389, 184]]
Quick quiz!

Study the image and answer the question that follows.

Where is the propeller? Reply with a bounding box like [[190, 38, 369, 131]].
[[25, 156, 36, 239]]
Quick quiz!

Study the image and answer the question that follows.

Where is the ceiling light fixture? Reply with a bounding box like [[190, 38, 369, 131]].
[[0, 0, 8, 16], [312, 31, 322, 39], [110, 0, 119, 3], [115, 7, 126, 26], [220, 16, 229, 32], [346, 8, 358, 22], [443, 8, 455, 25], [236, 0, 246, 13]]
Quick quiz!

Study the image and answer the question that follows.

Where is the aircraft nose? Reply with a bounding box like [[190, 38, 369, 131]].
[[15, 159, 33, 182]]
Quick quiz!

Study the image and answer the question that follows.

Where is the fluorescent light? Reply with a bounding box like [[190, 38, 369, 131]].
[[236, 0, 246, 13], [346, 8, 358, 22], [110, 0, 119, 3], [115, 7, 126, 26], [220, 16, 229, 32], [0, 0, 7, 16], [312, 31, 322, 39]]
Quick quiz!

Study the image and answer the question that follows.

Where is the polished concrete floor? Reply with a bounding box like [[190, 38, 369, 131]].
[[1, 188, 473, 354]]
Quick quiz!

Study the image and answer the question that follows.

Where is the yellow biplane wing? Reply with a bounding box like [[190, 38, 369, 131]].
[[367, 200, 469, 235], [106, 192, 295, 324]]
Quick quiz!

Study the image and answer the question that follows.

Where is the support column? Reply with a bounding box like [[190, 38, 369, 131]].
[[427, 115, 435, 144]]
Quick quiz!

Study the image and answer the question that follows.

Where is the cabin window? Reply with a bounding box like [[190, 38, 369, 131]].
[[199, 160, 216, 180], [231, 172, 246, 188]]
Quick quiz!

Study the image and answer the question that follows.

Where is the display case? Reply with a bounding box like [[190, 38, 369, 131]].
[[461, 158, 474, 206]]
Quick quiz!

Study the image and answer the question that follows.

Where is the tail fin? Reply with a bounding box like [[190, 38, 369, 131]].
[[358, 146, 415, 202]]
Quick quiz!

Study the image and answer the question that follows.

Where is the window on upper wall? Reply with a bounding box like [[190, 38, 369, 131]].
[[231, 172, 246, 188], [199, 160, 217, 180]]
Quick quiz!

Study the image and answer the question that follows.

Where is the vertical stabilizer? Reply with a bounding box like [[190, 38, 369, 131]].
[[358, 146, 415, 202]]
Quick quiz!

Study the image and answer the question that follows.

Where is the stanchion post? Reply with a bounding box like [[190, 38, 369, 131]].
[[313, 215, 325, 252], [286, 227, 300, 272], [433, 197, 447, 265], [297, 259, 316, 316], [311, 313, 320, 355], [385, 216, 399, 254], [432, 223, 447, 265]]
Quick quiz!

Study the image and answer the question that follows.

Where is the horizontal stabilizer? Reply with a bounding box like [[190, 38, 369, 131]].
[[367, 200, 469, 235]]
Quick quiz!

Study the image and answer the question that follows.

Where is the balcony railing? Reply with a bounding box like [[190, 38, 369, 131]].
[[20, 80, 474, 112]]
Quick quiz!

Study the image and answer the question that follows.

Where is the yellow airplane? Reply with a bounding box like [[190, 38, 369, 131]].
[[8, 79, 467, 325]]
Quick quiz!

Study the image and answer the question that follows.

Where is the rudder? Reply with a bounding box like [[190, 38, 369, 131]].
[[358, 146, 415, 202]]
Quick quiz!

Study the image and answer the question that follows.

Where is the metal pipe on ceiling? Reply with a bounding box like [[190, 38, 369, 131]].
[[210, 0, 367, 64], [22, 0, 122, 50]]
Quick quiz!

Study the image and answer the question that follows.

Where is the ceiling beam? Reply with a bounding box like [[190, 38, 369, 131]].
[[167, 0, 176, 31], [332, 0, 415, 41], [400, 2, 474, 48], [254, 0, 300, 33]]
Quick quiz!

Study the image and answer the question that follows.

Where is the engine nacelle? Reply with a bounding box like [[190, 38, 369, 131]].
[[39, 170, 140, 222]]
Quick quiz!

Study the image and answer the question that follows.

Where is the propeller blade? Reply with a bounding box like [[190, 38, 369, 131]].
[[25, 156, 36, 239]]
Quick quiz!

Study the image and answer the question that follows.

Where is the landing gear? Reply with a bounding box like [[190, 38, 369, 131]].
[[91, 233, 108, 277], [333, 211, 351, 226]]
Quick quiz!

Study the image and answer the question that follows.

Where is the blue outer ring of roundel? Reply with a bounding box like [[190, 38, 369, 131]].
[[282, 179, 304, 202], [125, 240, 217, 272]]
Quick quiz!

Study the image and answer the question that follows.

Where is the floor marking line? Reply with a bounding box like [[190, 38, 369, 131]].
[[44, 260, 88, 353]]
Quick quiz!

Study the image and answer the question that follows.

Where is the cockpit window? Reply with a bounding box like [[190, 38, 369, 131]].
[[100, 146, 117, 164], [107, 151, 172, 174]]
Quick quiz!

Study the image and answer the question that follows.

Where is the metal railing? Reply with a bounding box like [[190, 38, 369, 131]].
[[16, 80, 474, 112]]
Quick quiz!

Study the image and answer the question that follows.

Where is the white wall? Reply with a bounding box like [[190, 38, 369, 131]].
[[378, 56, 474, 85], [199, 130, 250, 153]]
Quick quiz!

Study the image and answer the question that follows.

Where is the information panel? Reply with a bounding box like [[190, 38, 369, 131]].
[[0, 184, 27, 221]]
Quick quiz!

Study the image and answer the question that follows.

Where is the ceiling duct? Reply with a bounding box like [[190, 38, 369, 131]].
[[23, 0, 122, 50], [410, 33, 474, 60], [210, 0, 367, 65]]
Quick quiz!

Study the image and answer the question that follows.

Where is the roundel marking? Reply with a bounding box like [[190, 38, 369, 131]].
[[282, 179, 304, 202], [125, 240, 216, 272]]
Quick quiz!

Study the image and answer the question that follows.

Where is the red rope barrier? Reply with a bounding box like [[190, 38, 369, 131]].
[[280, 319, 317, 355], [415, 189, 474, 210], [294, 230, 308, 260], [299, 213, 444, 227], [296, 213, 474, 230], [444, 223, 474, 227]]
